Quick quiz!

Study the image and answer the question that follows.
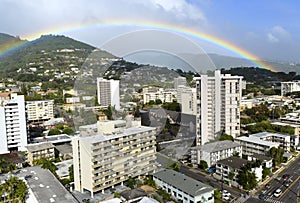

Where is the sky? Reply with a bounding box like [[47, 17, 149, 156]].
[[1, 0, 300, 62]]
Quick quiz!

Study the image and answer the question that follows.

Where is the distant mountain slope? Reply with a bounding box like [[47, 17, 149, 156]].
[[0, 33, 20, 45], [126, 52, 300, 74], [0, 34, 114, 79], [207, 54, 300, 74]]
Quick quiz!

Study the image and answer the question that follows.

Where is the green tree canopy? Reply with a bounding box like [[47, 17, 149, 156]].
[[0, 176, 28, 202]]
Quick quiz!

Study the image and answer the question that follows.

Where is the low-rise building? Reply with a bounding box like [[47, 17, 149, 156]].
[[280, 110, 300, 125], [214, 157, 262, 188], [190, 140, 242, 167], [153, 169, 214, 203], [247, 153, 273, 171], [271, 121, 300, 136], [235, 136, 280, 156], [250, 132, 298, 152], [26, 142, 55, 165], [66, 97, 80, 103], [281, 81, 300, 96]]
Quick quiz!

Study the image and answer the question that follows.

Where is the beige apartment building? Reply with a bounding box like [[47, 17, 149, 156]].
[[26, 100, 54, 122], [26, 142, 55, 165], [72, 120, 157, 197]]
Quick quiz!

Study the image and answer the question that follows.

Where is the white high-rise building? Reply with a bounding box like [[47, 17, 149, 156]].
[[26, 100, 54, 122], [97, 77, 120, 110], [174, 77, 187, 89], [176, 86, 197, 115], [72, 120, 157, 197], [0, 93, 28, 154], [194, 70, 243, 145]]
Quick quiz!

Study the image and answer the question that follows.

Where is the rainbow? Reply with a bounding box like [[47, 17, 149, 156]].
[[0, 20, 275, 71]]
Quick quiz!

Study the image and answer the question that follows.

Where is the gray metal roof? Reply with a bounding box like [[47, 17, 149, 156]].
[[191, 140, 240, 153], [26, 142, 55, 152], [153, 169, 214, 197], [217, 156, 247, 169]]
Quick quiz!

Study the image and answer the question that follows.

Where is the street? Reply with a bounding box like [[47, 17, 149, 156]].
[[157, 152, 300, 203], [251, 156, 300, 203]]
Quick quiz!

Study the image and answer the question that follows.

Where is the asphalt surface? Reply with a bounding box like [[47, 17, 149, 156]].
[[179, 165, 241, 202], [156, 152, 300, 203], [253, 156, 300, 203]]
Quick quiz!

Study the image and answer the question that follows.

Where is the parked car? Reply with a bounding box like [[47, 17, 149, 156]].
[[273, 189, 282, 198], [284, 179, 292, 187], [222, 190, 231, 201], [265, 183, 271, 189], [259, 193, 268, 200]]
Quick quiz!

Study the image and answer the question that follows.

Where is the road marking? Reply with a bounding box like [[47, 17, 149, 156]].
[[279, 175, 300, 200]]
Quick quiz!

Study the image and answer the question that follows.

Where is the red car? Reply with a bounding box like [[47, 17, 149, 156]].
[[282, 174, 290, 180]]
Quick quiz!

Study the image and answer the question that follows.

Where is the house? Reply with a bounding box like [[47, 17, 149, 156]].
[[153, 169, 214, 203]]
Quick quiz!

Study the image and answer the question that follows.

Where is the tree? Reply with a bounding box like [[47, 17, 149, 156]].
[[199, 160, 208, 169], [0, 158, 7, 174], [237, 168, 257, 190], [269, 147, 284, 166], [126, 176, 137, 189], [228, 172, 235, 180], [0, 177, 28, 202], [144, 176, 157, 188], [69, 165, 74, 182], [214, 189, 222, 200], [168, 162, 180, 172], [63, 127, 74, 135], [155, 99, 162, 105], [48, 128, 61, 136], [262, 167, 271, 179], [219, 134, 234, 141]]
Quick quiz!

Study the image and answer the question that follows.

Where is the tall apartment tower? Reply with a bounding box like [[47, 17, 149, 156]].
[[0, 93, 28, 154], [176, 86, 197, 115], [194, 70, 243, 145], [174, 77, 187, 89], [72, 120, 157, 197], [97, 77, 120, 110]]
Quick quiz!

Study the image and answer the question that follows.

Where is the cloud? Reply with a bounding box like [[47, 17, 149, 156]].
[[267, 26, 291, 43], [267, 33, 279, 43]]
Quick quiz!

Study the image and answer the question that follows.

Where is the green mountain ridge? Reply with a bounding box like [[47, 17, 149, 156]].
[[0, 34, 114, 80]]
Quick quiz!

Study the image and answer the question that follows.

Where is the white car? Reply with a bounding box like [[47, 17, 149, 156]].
[[222, 190, 231, 200], [273, 189, 282, 198]]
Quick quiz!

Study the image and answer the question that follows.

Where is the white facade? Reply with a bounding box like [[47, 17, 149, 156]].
[[176, 86, 197, 115], [190, 140, 242, 167], [281, 81, 300, 96], [142, 89, 176, 104], [0, 93, 27, 154], [72, 120, 157, 197], [26, 100, 54, 122], [153, 169, 214, 203], [174, 77, 187, 89], [235, 136, 280, 156], [215, 157, 262, 188], [65, 97, 80, 103], [194, 70, 243, 145], [97, 77, 120, 110]]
